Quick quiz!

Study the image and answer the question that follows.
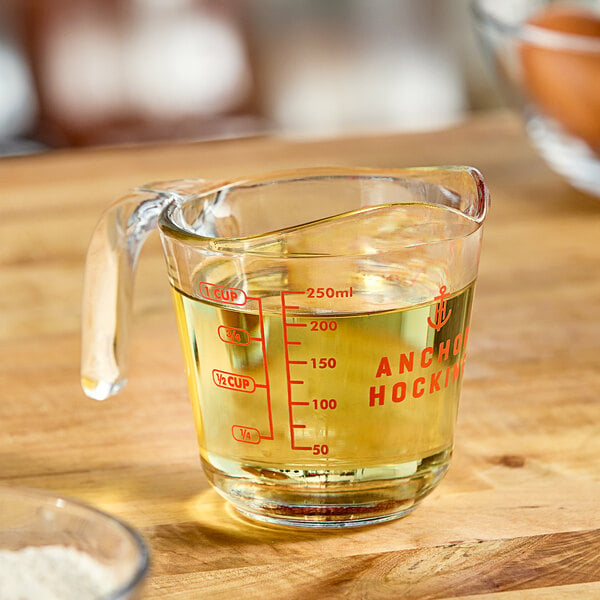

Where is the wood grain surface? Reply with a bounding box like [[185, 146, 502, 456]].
[[1, 111, 599, 599]]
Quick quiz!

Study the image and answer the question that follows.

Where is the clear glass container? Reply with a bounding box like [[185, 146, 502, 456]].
[[81, 167, 488, 527], [0, 486, 149, 599], [473, 0, 600, 197]]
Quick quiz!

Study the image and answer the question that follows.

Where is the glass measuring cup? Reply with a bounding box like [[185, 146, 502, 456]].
[[81, 167, 489, 528]]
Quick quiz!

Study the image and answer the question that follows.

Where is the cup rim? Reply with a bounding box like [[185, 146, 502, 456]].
[[472, 0, 600, 53], [155, 165, 488, 250]]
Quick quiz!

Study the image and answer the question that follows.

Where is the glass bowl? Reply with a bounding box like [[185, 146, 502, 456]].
[[0, 486, 149, 599], [472, 0, 600, 197]]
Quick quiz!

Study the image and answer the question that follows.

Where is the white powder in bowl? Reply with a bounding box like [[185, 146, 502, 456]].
[[0, 545, 119, 600]]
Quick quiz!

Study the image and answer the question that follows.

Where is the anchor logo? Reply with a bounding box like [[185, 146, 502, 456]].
[[427, 285, 452, 331]]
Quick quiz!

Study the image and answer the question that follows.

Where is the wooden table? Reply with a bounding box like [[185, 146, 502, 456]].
[[1, 112, 599, 599]]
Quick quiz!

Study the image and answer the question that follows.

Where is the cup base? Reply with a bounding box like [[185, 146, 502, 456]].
[[232, 502, 420, 529], [201, 448, 451, 528]]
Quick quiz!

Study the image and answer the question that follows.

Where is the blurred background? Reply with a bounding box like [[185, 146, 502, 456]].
[[0, 0, 502, 156]]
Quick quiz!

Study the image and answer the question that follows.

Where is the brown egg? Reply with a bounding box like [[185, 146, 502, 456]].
[[520, 5, 600, 149]]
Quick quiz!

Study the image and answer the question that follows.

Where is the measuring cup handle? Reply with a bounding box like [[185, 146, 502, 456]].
[[80, 176, 218, 400], [80, 188, 168, 400], [81, 179, 223, 400]]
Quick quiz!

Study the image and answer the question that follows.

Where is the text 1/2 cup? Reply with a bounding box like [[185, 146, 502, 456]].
[[81, 167, 489, 528]]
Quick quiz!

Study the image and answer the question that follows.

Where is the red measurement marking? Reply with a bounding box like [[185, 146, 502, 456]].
[[255, 296, 273, 440], [209, 290, 273, 441], [232, 425, 261, 444], [213, 369, 255, 393], [218, 325, 250, 346], [289, 360, 308, 365], [290, 380, 304, 385], [199, 282, 247, 306], [291, 401, 310, 406], [281, 290, 308, 450], [286, 322, 307, 328]]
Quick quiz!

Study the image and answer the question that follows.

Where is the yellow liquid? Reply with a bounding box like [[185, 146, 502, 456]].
[[172, 282, 474, 525]]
